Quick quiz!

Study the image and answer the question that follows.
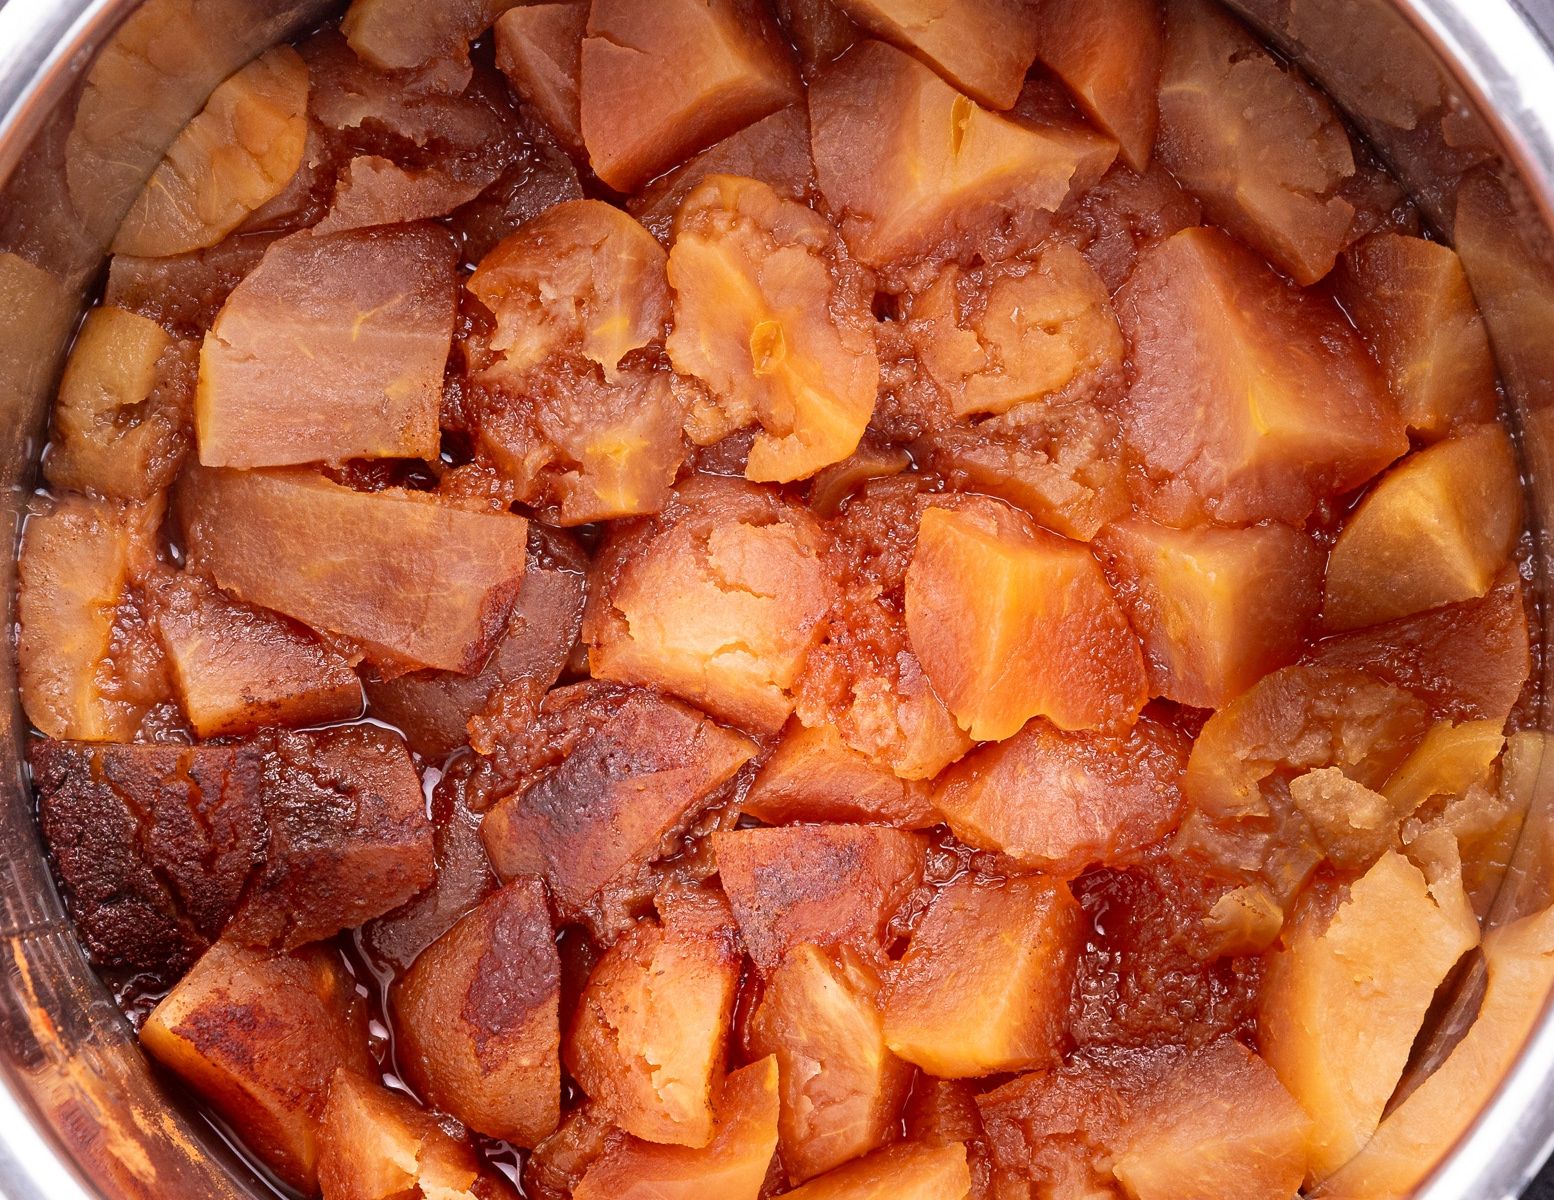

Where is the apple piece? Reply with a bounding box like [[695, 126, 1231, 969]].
[[105, 232, 275, 338], [342, 0, 515, 75], [572, 1056, 781, 1200], [1118, 226, 1405, 526], [712, 824, 926, 970], [748, 944, 913, 1181], [932, 713, 1189, 875], [668, 174, 878, 484], [1259, 850, 1479, 1182], [175, 466, 528, 674], [579, 0, 801, 191], [313, 155, 493, 236], [1095, 515, 1324, 709], [809, 40, 1112, 271], [1157, 0, 1356, 284], [884, 874, 1081, 1077], [45, 305, 194, 500], [1332, 233, 1499, 439], [1285, 769, 1412, 873], [1383, 719, 1506, 817], [1048, 158, 1202, 293], [112, 47, 308, 258], [585, 476, 832, 734], [781, 1141, 971, 1200], [1031, 0, 1163, 171], [807, 441, 912, 517], [774, 0, 862, 70], [391, 878, 560, 1148], [904, 495, 1146, 741], [743, 723, 938, 829], [141, 940, 372, 1193], [197, 225, 456, 467], [494, 3, 587, 155], [903, 1080, 995, 1200], [526, 1106, 620, 1200], [1323, 426, 1522, 631]]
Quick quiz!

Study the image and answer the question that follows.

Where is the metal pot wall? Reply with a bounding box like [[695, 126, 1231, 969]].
[[0, 0, 1552, 1197]]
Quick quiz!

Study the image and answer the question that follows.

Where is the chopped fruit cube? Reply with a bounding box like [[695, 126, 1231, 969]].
[[150, 573, 361, 738], [1202, 884, 1285, 957], [579, 0, 801, 192], [903, 1080, 995, 1200], [1095, 515, 1324, 709], [883, 874, 1082, 1077], [197, 225, 456, 467], [141, 941, 372, 1194], [743, 722, 938, 829], [810, 40, 1112, 271], [572, 1056, 781, 1200], [468, 200, 670, 384], [774, 0, 863, 70], [1031, 0, 1164, 171], [112, 47, 308, 258], [1286, 769, 1408, 872], [342, 0, 514, 75], [391, 879, 561, 1148], [831, 0, 1040, 109], [585, 476, 833, 734], [175, 467, 529, 673], [1323, 425, 1522, 631], [1382, 719, 1505, 817], [906, 243, 1124, 419], [1156, 0, 1356, 284], [33, 740, 263, 973], [45, 305, 193, 500], [904, 496, 1146, 740], [1333, 233, 1499, 439], [481, 685, 756, 923], [1117, 226, 1405, 526], [312, 155, 492, 236], [748, 944, 913, 1181], [712, 824, 927, 970], [931, 713, 1190, 875], [781, 1141, 971, 1200], [667, 174, 879, 483], [494, 3, 587, 155], [1258, 850, 1479, 1182], [567, 889, 741, 1147]]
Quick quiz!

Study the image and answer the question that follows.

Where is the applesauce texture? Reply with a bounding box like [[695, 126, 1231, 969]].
[[13, 0, 1540, 1198]]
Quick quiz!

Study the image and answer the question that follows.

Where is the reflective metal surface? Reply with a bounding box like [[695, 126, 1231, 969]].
[[0, 0, 1553, 1197]]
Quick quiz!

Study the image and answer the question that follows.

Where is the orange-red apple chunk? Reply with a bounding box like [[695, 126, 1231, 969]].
[[494, 3, 587, 155], [780, 1141, 972, 1200], [743, 722, 938, 829], [342, 0, 515, 74]]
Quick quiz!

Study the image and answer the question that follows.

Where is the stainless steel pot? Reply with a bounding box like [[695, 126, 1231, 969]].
[[0, 0, 1553, 1197]]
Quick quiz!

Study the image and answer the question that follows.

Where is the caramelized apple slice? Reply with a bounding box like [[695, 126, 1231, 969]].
[[904, 496, 1146, 740], [342, 0, 514, 75], [749, 944, 913, 1181], [572, 1057, 781, 1200], [1259, 851, 1479, 1182], [579, 0, 801, 191], [1118, 227, 1405, 526], [712, 825, 926, 970], [781, 1142, 971, 1200], [1323, 425, 1522, 631], [585, 476, 832, 733], [112, 47, 308, 258], [1157, 0, 1356, 284], [932, 714, 1189, 875], [884, 874, 1081, 1077], [1095, 516, 1324, 709], [1032, 0, 1163, 171], [1382, 719, 1505, 817], [495, 4, 587, 155], [391, 879, 560, 1148], [743, 722, 938, 829], [175, 467, 528, 673], [141, 940, 372, 1193], [198, 225, 456, 467]]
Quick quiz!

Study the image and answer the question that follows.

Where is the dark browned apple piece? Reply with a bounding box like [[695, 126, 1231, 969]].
[[495, 3, 587, 156], [105, 233, 276, 338], [342, 0, 511, 75], [773, 0, 862, 71], [743, 722, 938, 829]]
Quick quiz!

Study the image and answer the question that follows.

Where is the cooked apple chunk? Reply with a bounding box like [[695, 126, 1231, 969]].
[[774, 0, 863, 70], [572, 1057, 781, 1200], [749, 944, 913, 1181], [781, 1141, 971, 1200], [495, 4, 586, 155], [931, 714, 1189, 875], [391, 879, 560, 1148], [1382, 719, 1505, 817], [1118, 227, 1406, 526], [668, 174, 878, 483], [585, 476, 832, 733], [743, 722, 937, 829], [175, 467, 528, 673], [1095, 516, 1324, 709], [112, 47, 308, 258], [141, 940, 372, 1193], [1323, 425, 1522, 631], [884, 874, 1081, 1077], [567, 889, 741, 1147], [1157, 0, 1356, 284], [904, 496, 1146, 741], [712, 825, 926, 970], [342, 0, 514, 75], [197, 225, 456, 467], [1259, 850, 1480, 1182], [579, 0, 801, 191], [312, 155, 493, 236]]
